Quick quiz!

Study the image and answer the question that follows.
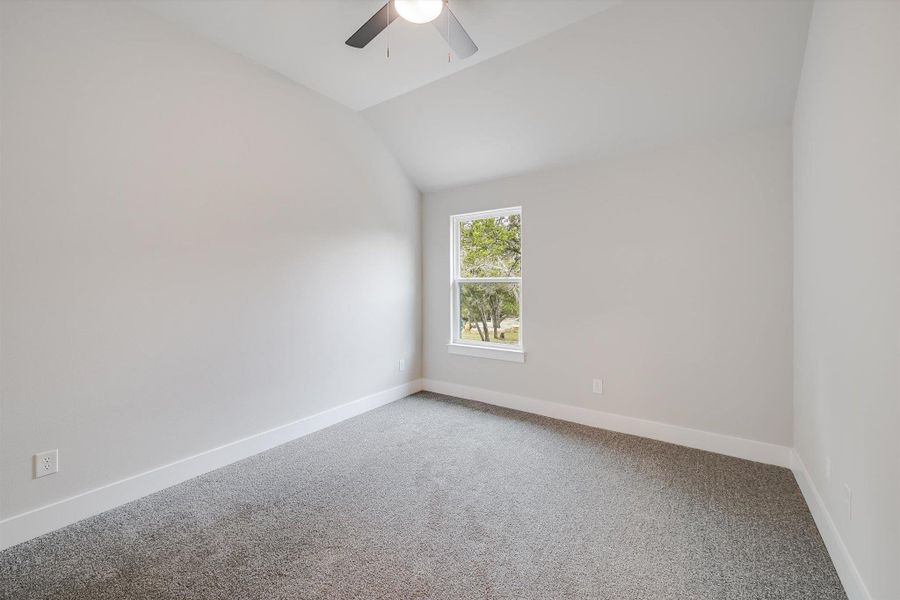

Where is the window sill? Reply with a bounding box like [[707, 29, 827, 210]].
[[447, 343, 525, 363]]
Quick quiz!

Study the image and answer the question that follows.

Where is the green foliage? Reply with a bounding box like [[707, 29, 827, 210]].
[[459, 214, 521, 277]]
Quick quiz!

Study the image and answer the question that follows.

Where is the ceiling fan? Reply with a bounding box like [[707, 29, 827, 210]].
[[346, 0, 478, 59]]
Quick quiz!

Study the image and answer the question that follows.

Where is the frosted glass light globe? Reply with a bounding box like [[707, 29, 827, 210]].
[[394, 0, 443, 24]]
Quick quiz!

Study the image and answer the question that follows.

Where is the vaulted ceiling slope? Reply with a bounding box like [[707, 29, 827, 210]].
[[141, 0, 619, 111], [364, 0, 813, 191], [144, 0, 812, 192]]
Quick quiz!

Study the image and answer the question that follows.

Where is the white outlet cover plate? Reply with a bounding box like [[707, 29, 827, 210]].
[[34, 449, 59, 479]]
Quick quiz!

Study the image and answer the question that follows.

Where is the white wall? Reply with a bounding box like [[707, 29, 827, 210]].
[[423, 127, 793, 447], [0, 1, 421, 521], [793, 1, 900, 598]]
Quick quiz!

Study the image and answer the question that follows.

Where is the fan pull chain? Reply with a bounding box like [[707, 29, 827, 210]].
[[386, 1, 391, 58], [447, 0, 451, 63]]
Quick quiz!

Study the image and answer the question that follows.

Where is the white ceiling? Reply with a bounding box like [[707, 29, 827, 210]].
[[142, 0, 620, 111], [142, 0, 813, 192], [364, 0, 813, 191]]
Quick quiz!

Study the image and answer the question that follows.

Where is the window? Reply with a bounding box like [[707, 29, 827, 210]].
[[449, 207, 524, 362]]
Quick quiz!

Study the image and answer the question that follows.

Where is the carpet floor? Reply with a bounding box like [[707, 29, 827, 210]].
[[1, 392, 845, 600]]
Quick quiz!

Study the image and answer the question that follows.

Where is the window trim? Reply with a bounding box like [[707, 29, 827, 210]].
[[448, 207, 524, 362]]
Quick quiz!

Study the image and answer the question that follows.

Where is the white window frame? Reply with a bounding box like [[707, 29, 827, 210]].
[[448, 207, 525, 363]]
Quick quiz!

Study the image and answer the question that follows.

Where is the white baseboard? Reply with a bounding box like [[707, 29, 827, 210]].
[[0, 379, 424, 552], [0, 378, 868, 600], [422, 379, 793, 468], [790, 451, 871, 600]]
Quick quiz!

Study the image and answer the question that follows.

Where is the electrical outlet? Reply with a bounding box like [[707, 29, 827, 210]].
[[398, 358, 406, 372], [34, 449, 58, 479], [825, 457, 831, 483], [592, 379, 603, 394], [843, 483, 852, 521]]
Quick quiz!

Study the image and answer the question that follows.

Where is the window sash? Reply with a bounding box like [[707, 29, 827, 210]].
[[451, 281, 522, 348], [450, 207, 523, 350], [451, 207, 522, 280]]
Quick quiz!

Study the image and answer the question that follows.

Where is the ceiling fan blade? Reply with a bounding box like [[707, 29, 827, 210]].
[[433, 7, 478, 59], [346, 2, 398, 48]]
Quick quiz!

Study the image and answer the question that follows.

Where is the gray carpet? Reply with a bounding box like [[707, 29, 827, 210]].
[[1, 392, 845, 600]]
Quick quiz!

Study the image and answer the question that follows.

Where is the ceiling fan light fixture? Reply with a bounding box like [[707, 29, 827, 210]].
[[393, 0, 443, 24]]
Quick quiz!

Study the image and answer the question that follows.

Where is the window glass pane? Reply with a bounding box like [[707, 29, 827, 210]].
[[458, 282, 520, 345], [459, 213, 521, 277]]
